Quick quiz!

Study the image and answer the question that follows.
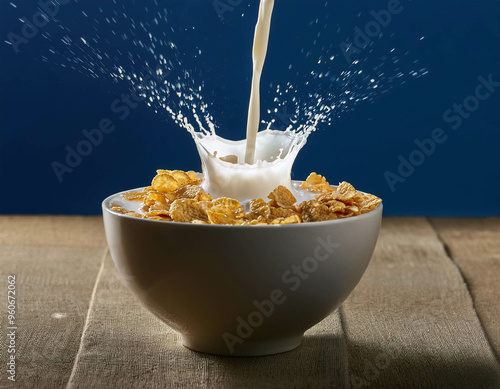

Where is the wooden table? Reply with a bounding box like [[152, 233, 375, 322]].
[[1, 216, 499, 388]]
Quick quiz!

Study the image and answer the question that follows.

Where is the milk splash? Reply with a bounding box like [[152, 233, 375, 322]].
[[193, 0, 314, 202], [196, 129, 305, 202], [28, 0, 429, 201], [192, 0, 306, 201]]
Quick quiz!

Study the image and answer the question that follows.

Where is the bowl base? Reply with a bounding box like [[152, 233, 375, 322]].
[[182, 335, 303, 357]]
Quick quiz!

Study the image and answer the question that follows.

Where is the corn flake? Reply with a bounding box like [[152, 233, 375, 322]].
[[335, 181, 356, 202], [169, 199, 212, 223], [152, 173, 179, 193], [170, 170, 192, 186], [301, 201, 337, 222], [300, 172, 334, 192], [268, 185, 297, 208]]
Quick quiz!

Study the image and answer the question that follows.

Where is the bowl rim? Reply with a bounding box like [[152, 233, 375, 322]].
[[102, 184, 383, 229]]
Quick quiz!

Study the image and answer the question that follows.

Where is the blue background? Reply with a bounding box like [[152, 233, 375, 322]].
[[1, 0, 499, 216]]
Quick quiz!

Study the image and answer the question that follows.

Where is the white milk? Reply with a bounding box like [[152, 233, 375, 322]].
[[244, 0, 275, 165], [194, 130, 308, 203]]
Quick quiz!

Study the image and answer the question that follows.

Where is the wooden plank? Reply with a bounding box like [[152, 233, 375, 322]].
[[0, 216, 107, 248], [67, 253, 349, 388], [430, 218, 500, 260], [431, 218, 500, 359], [0, 216, 106, 388], [341, 218, 500, 388]]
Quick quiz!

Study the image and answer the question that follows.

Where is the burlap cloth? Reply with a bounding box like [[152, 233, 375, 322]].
[[0, 216, 499, 388]]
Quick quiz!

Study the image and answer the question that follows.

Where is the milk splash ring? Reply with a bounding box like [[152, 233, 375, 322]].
[[194, 129, 307, 202]]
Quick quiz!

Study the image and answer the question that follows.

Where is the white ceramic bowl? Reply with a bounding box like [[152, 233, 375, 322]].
[[102, 185, 382, 356]]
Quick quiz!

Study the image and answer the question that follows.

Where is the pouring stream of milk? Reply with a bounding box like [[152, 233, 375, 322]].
[[244, 0, 275, 165]]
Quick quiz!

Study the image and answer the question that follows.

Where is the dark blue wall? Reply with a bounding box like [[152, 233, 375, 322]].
[[1, 0, 499, 216]]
